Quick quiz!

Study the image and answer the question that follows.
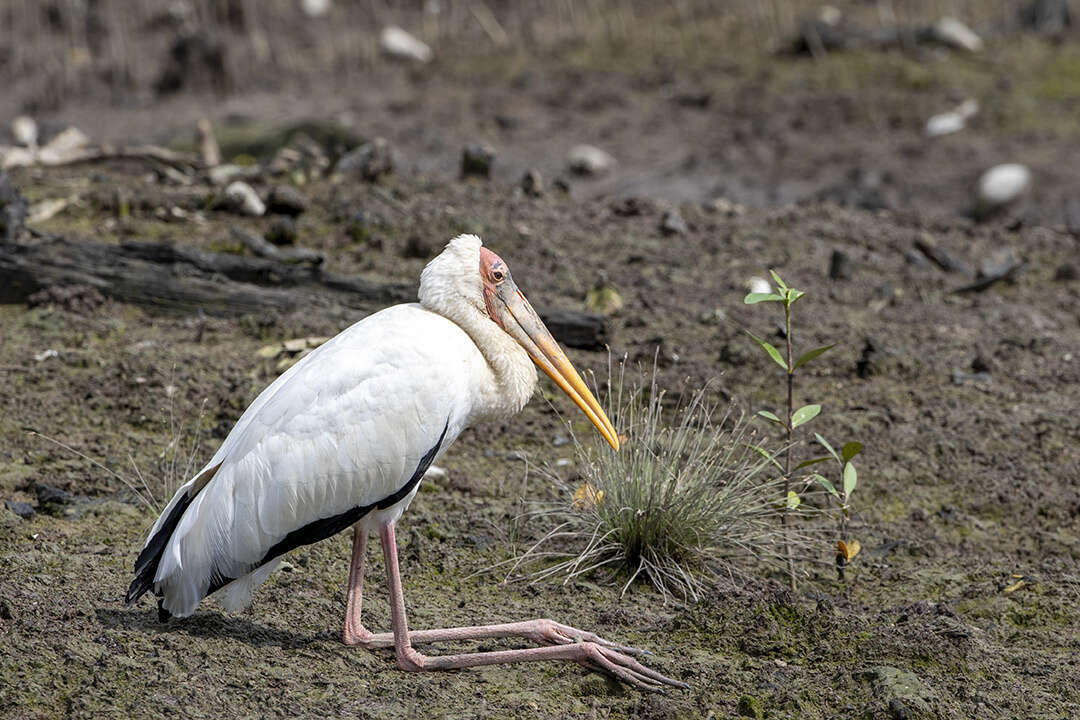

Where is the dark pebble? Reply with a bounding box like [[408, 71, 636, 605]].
[[265, 217, 298, 246], [35, 483, 73, 515], [5, 500, 35, 519], [266, 185, 308, 216], [521, 169, 543, 197], [660, 208, 688, 236], [461, 142, 496, 179], [829, 249, 852, 280]]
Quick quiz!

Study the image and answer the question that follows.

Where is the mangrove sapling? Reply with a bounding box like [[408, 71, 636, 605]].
[[744, 270, 865, 585], [504, 362, 786, 602]]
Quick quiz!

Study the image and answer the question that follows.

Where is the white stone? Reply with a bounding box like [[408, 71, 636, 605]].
[[567, 144, 615, 175], [37, 127, 90, 165], [926, 99, 978, 138], [11, 116, 38, 148], [300, 0, 332, 17], [977, 164, 1032, 209], [224, 181, 266, 216], [380, 26, 433, 63], [932, 17, 983, 52]]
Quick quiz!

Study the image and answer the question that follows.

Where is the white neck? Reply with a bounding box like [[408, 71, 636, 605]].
[[438, 302, 538, 421]]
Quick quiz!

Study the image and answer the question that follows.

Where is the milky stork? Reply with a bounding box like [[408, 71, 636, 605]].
[[125, 234, 684, 691]]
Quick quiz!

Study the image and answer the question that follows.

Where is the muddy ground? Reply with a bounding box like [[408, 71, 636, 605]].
[[2, 2, 1080, 719]]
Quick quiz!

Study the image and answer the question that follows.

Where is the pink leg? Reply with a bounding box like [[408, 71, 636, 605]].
[[342, 525, 373, 646], [377, 521, 687, 692]]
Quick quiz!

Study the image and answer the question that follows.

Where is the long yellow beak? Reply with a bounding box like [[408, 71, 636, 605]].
[[494, 279, 619, 451]]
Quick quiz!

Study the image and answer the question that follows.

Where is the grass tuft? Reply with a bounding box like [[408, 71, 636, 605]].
[[505, 360, 789, 602]]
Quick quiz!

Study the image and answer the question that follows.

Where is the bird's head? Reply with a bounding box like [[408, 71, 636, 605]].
[[420, 235, 619, 451]]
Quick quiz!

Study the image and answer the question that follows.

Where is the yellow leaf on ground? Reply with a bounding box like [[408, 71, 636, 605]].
[[572, 482, 604, 511], [837, 539, 861, 561]]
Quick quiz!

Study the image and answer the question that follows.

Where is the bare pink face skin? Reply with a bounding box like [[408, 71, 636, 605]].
[[479, 246, 510, 327]]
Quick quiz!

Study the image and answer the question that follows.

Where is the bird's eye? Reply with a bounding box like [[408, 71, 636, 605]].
[[491, 269, 505, 282]]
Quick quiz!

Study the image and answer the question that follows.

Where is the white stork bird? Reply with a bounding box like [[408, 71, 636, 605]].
[[126, 234, 684, 691]]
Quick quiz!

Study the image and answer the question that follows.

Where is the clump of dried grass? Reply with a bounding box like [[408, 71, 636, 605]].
[[505, 361, 790, 602]]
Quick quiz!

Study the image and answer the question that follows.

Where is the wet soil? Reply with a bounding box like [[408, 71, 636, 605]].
[[2, 3, 1080, 719]]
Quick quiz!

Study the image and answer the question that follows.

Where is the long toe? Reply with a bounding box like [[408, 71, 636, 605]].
[[576, 643, 688, 692]]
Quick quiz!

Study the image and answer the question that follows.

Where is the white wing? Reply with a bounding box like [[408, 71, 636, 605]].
[[134, 303, 489, 617]]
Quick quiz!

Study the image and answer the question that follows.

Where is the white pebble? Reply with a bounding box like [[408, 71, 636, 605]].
[[11, 116, 38, 148], [932, 17, 983, 53], [567, 144, 615, 175], [748, 276, 772, 295], [380, 26, 433, 63], [224, 181, 265, 216], [977, 164, 1032, 209]]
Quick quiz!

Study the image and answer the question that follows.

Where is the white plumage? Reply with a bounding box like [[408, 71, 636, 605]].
[[132, 235, 538, 617]]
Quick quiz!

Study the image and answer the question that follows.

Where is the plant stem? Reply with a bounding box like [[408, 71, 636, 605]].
[[783, 301, 796, 592]]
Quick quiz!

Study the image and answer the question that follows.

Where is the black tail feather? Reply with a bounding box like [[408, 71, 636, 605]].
[[125, 491, 195, 607]]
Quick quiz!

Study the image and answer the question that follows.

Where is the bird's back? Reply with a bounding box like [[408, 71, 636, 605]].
[[128, 303, 486, 618]]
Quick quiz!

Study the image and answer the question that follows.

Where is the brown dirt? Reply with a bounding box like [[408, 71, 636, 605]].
[[2, 2, 1080, 719]]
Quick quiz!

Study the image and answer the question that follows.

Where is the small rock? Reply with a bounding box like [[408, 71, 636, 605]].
[[267, 185, 308, 216], [925, 99, 978, 138], [37, 126, 90, 164], [930, 17, 983, 52], [567, 144, 615, 176], [337, 138, 394, 182], [538, 308, 610, 351], [659, 208, 688, 236], [829, 249, 852, 280], [976, 164, 1031, 216], [977, 247, 1020, 281], [5, 500, 35, 519], [611, 196, 656, 217], [35, 483, 73, 516], [380, 26, 433, 63], [461, 142, 496, 179], [224, 181, 265, 216], [11, 116, 38, 148], [553, 435, 570, 447], [521, 169, 543, 196], [265, 217, 298, 246], [300, 0, 333, 18]]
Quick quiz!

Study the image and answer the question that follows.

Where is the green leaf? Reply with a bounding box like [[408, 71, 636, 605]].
[[769, 269, 787, 291], [746, 332, 788, 372], [749, 443, 784, 470], [793, 344, 835, 371], [795, 456, 830, 470], [744, 292, 783, 305], [813, 474, 840, 499], [787, 288, 806, 305], [843, 462, 857, 498], [841, 442, 863, 464], [786, 491, 801, 510], [814, 433, 840, 463], [757, 410, 785, 425], [791, 404, 821, 429]]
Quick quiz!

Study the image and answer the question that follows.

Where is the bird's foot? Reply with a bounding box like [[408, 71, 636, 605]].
[[519, 618, 651, 656]]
